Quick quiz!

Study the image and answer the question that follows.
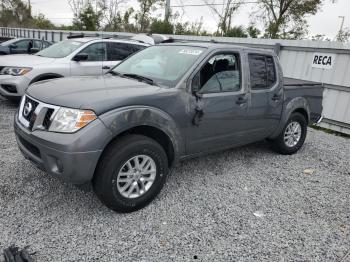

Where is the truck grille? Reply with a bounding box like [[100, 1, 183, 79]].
[[18, 95, 59, 131]]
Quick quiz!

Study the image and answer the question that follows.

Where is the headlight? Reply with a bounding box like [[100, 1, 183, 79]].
[[49, 108, 97, 133], [0, 67, 32, 76]]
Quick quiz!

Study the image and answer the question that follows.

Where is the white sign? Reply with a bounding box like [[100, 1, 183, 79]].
[[311, 53, 336, 69]]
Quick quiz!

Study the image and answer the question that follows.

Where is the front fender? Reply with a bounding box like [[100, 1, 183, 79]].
[[269, 97, 310, 139], [98, 106, 184, 162]]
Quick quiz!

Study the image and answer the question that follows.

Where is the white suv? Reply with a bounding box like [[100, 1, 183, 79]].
[[0, 37, 149, 100]]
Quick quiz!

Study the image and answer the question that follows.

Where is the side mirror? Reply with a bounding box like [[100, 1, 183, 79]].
[[9, 44, 17, 49], [72, 53, 89, 62], [29, 47, 39, 54]]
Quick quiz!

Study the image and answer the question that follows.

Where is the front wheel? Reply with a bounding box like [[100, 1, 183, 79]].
[[93, 134, 169, 213], [271, 112, 307, 155]]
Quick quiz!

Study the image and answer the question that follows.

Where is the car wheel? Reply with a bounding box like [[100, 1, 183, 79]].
[[271, 112, 307, 155], [93, 134, 168, 213]]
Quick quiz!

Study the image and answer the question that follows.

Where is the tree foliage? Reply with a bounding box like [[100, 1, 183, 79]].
[[254, 0, 323, 39]]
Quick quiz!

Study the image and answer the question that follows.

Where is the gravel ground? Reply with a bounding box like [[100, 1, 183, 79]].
[[0, 96, 349, 262]]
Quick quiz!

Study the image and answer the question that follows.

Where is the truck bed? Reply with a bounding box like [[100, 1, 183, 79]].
[[283, 77, 323, 124]]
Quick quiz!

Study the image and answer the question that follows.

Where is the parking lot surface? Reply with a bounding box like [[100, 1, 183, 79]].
[[0, 96, 349, 262]]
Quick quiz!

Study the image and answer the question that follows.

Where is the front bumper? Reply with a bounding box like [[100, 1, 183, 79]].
[[0, 75, 30, 99], [14, 113, 111, 184]]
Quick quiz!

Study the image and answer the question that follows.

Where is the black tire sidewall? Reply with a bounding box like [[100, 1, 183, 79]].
[[274, 112, 307, 155], [93, 135, 168, 212]]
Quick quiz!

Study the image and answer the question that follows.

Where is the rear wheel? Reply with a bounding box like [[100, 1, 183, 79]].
[[271, 112, 307, 155], [93, 134, 168, 213]]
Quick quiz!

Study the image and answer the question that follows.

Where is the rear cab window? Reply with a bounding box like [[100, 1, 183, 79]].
[[248, 54, 277, 90]]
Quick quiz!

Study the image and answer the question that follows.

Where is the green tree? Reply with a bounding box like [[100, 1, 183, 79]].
[[254, 0, 323, 39], [0, 0, 32, 27], [225, 25, 247, 37], [134, 0, 163, 32], [150, 19, 173, 34], [247, 24, 261, 38], [336, 28, 350, 43], [32, 13, 55, 29], [72, 3, 102, 31]]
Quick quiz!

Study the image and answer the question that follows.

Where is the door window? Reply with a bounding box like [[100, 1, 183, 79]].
[[196, 53, 241, 93], [14, 40, 32, 49], [107, 42, 135, 61], [248, 54, 277, 90], [79, 42, 107, 61]]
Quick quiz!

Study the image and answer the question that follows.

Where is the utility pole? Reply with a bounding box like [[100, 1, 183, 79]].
[[165, 0, 170, 21], [335, 16, 345, 40]]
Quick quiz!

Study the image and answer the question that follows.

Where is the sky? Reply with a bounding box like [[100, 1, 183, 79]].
[[29, 0, 350, 39]]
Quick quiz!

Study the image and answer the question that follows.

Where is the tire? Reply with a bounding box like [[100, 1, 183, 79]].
[[93, 134, 169, 213], [271, 112, 307, 155]]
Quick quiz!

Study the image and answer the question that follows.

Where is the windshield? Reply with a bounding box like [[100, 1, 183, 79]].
[[35, 40, 84, 58], [112, 45, 205, 86], [0, 38, 20, 46]]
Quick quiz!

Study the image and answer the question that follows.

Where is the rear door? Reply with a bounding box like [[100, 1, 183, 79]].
[[70, 42, 107, 76], [247, 53, 283, 139]]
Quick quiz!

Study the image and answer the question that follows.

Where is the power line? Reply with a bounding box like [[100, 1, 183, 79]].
[[170, 1, 259, 8]]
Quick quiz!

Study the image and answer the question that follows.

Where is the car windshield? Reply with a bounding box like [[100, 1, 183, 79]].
[[112, 45, 205, 86], [35, 40, 84, 58], [0, 38, 20, 46]]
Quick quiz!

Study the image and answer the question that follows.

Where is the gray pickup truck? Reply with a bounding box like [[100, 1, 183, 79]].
[[14, 43, 323, 212]]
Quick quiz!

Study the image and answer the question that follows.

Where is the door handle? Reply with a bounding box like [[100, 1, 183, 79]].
[[102, 66, 110, 70], [236, 96, 248, 105]]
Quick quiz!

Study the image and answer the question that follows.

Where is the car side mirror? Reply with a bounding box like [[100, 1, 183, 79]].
[[29, 47, 39, 54], [72, 53, 89, 62], [9, 44, 17, 49]]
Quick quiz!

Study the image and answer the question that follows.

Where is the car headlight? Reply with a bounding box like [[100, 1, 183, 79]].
[[0, 67, 32, 76], [49, 108, 97, 133]]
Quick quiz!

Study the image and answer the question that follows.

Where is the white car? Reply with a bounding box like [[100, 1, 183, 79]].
[[0, 37, 149, 100]]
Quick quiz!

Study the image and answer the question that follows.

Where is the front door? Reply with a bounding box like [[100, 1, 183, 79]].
[[186, 52, 250, 154], [70, 42, 107, 76]]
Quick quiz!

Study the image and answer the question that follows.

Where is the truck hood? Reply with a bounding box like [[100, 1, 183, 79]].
[[26, 75, 165, 115], [0, 54, 56, 66]]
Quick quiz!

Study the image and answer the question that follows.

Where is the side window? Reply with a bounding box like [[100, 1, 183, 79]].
[[33, 40, 42, 49], [107, 42, 134, 61], [248, 54, 277, 90], [15, 40, 32, 49], [79, 42, 107, 61], [266, 56, 276, 86], [131, 44, 146, 53], [248, 54, 267, 90], [196, 53, 241, 94]]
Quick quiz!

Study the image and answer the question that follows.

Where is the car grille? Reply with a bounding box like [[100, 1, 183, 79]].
[[18, 95, 59, 131]]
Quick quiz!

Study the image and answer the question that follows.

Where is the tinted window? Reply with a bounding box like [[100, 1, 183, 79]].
[[79, 42, 107, 61], [33, 40, 42, 49], [15, 40, 32, 49], [199, 53, 241, 93], [107, 42, 134, 61], [248, 54, 267, 90], [266, 56, 276, 86]]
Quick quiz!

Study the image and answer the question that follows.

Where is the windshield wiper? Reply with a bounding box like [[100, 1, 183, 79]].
[[108, 71, 123, 77], [123, 73, 157, 86]]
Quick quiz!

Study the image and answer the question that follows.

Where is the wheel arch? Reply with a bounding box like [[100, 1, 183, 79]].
[[97, 106, 185, 169], [29, 73, 64, 85], [269, 97, 310, 139]]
